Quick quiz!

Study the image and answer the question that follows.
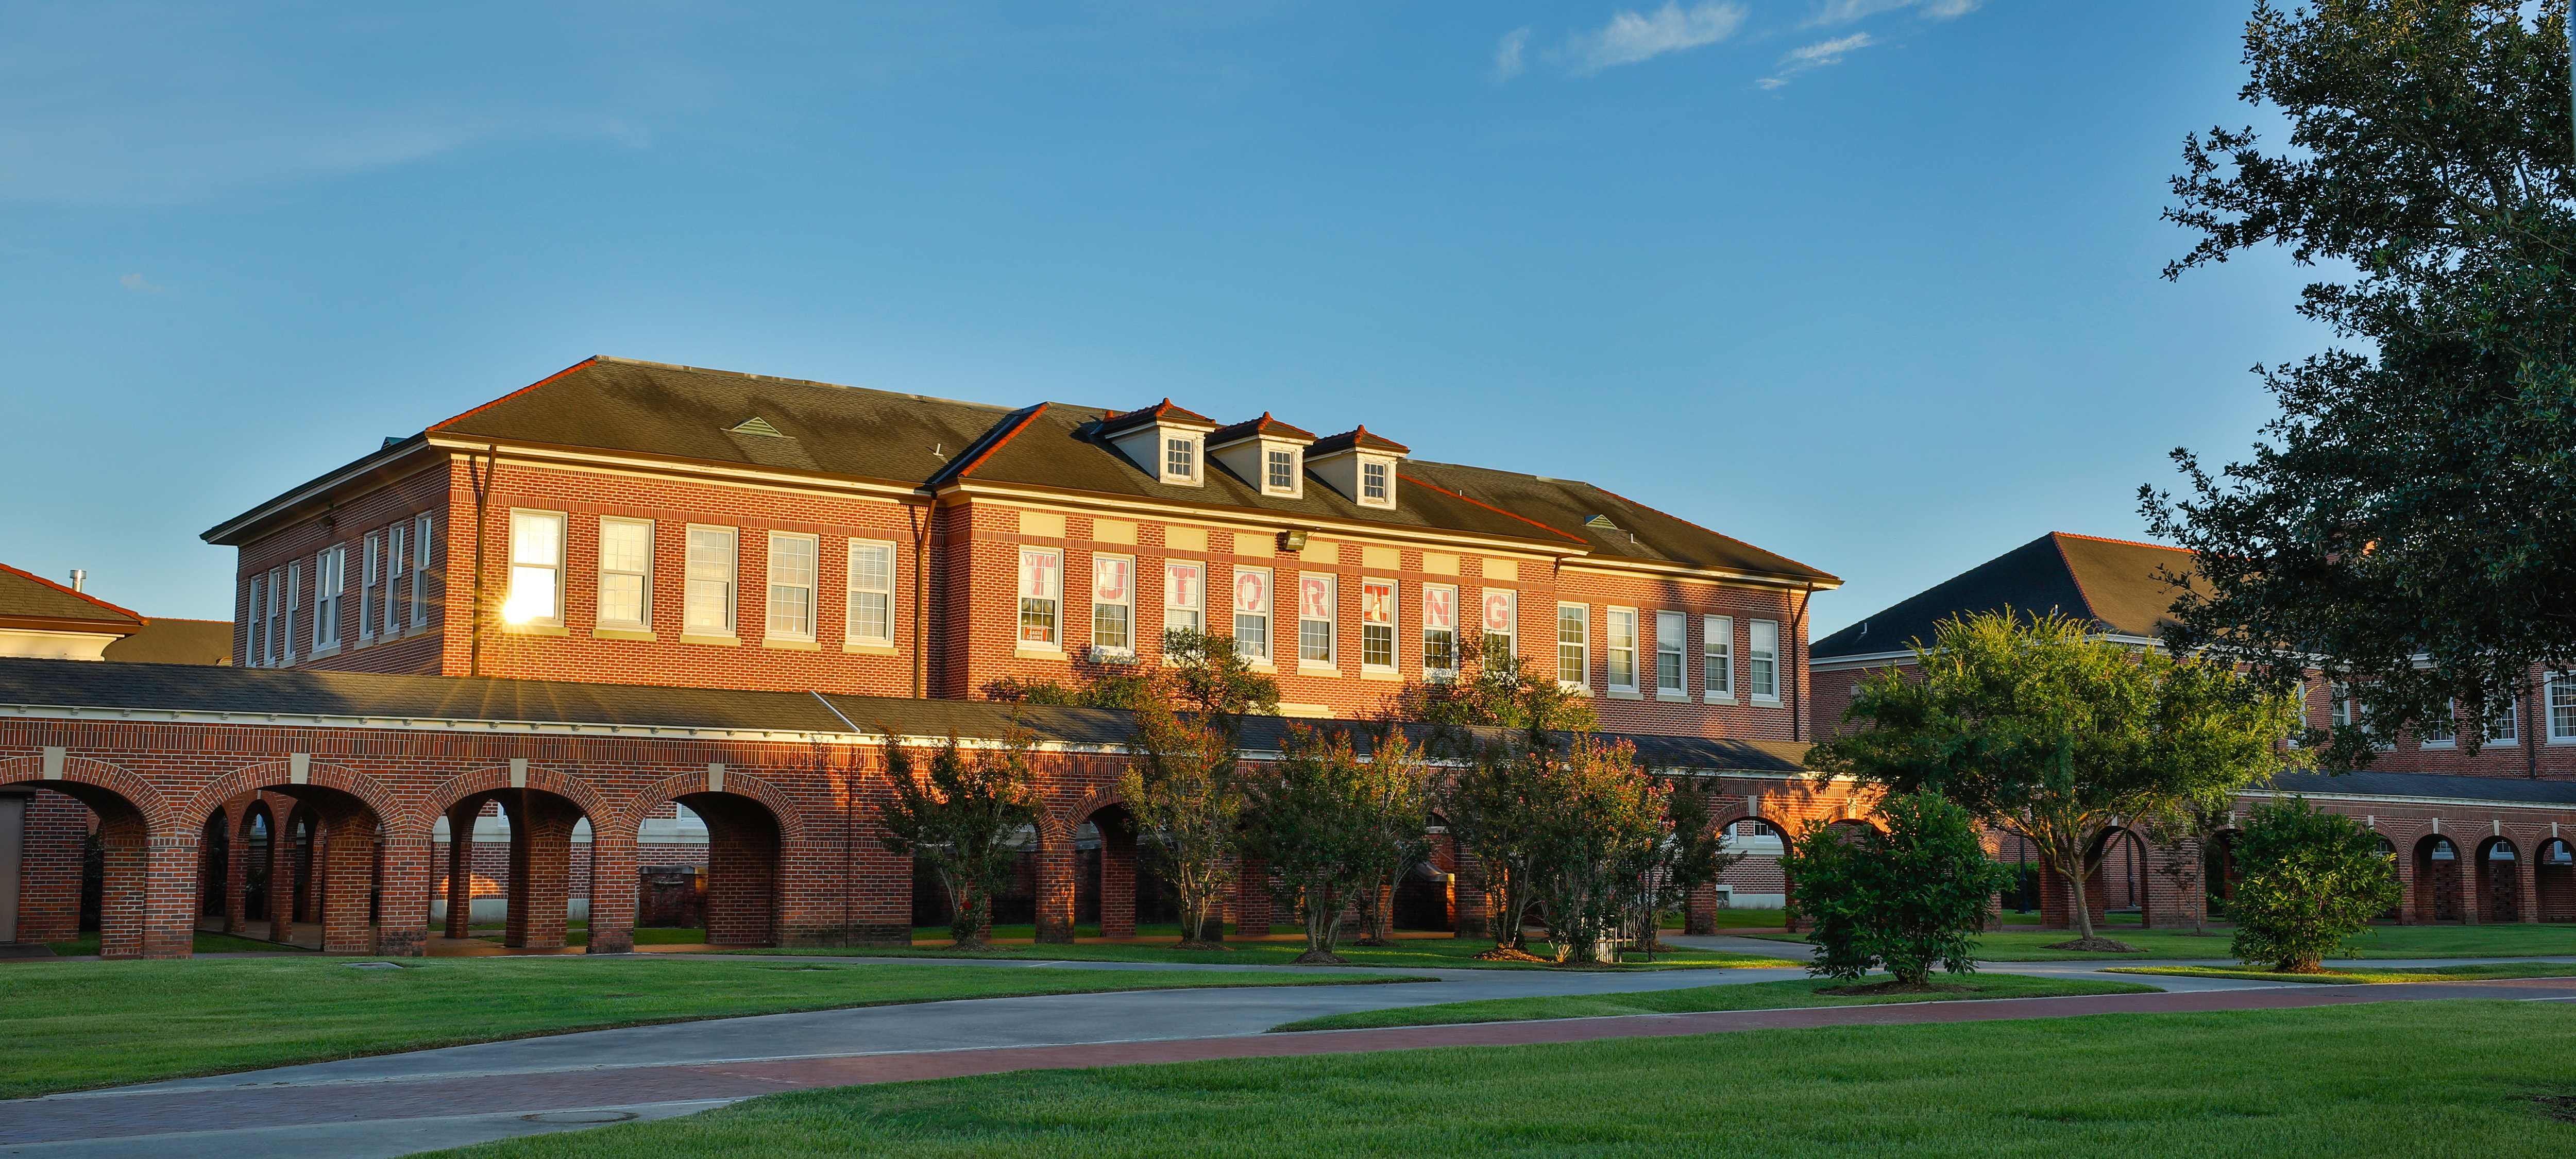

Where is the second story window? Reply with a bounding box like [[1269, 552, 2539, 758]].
[[2552, 674, 2576, 742], [384, 523, 405, 637], [848, 540, 894, 645], [1749, 619, 1780, 701], [1165, 437, 1196, 481], [1362, 461, 1389, 503], [359, 533, 380, 642], [411, 516, 436, 628], [1020, 547, 1062, 646], [1704, 615, 1733, 699], [767, 532, 818, 642], [2485, 697, 2520, 744], [685, 525, 738, 637], [1267, 449, 1295, 491], [1232, 567, 1272, 661], [1166, 562, 1204, 638], [1093, 554, 1134, 655], [1655, 610, 1686, 695], [598, 518, 653, 630], [503, 510, 565, 628], [1362, 580, 1396, 670], [247, 574, 266, 667], [1480, 589, 1515, 660], [1606, 608, 1637, 692], [1556, 603, 1588, 687], [1423, 584, 1458, 676], [1298, 574, 1335, 664], [313, 545, 346, 649]]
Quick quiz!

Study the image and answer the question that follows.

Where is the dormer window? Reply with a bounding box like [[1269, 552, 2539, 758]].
[[1362, 462, 1388, 502], [1166, 437, 1196, 481], [1267, 449, 1296, 491], [1307, 425, 1409, 510], [1207, 412, 1317, 499], [1098, 400, 1218, 489]]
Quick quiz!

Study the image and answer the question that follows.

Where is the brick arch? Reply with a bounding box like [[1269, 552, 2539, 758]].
[[607, 770, 807, 845], [416, 764, 615, 837], [0, 754, 174, 830], [1047, 784, 1129, 846], [181, 762, 408, 842]]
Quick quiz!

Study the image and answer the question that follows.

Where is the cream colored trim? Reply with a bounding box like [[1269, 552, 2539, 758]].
[[422, 437, 924, 503], [762, 638, 822, 652], [591, 628, 658, 642], [501, 624, 570, 638], [1276, 703, 1333, 719], [842, 642, 900, 656], [1012, 645, 1064, 660], [679, 633, 741, 647]]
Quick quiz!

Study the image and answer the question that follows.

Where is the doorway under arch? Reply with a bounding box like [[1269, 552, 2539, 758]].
[[2414, 834, 2463, 923]]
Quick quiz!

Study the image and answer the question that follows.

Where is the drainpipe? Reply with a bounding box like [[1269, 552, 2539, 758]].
[[2527, 671, 2540, 780], [467, 447, 498, 677], [1790, 582, 1815, 743], [911, 490, 940, 699]]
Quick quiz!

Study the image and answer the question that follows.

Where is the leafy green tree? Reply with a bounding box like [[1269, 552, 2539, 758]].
[[1399, 636, 1600, 732], [1160, 628, 1281, 737], [1626, 777, 1744, 954], [985, 672, 1154, 710], [1437, 729, 1551, 960], [1348, 731, 1437, 947], [877, 724, 1044, 949], [1119, 671, 1246, 949], [1522, 738, 1668, 965], [2229, 797, 2403, 971], [2145, 1, 2576, 766], [1808, 610, 2300, 947], [1240, 728, 1429, 963], [1780, 791, 2015, 987]]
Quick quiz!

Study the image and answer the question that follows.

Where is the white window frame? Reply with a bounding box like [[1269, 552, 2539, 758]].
[[1749, 619, 1780, 702], [1092, 553, 1136, 658], [503, 509, 566, 629], [410, 516, 435, 629], [1297, 572, 1336, 667], [384, 522, 405, 637], [1556, 603, 1589, 690], [846, 539, 896, 646], [359, 533, 380, 643], [1703, 615, 1734, 702], [281, 560, 299, 664], [1232, 566, 1273, 664], [2418, 703, 2458, 748], [1165, 561, 1205, 643], [1605, 607, 1638, 693], [1479, 588, 1514, 663], [2329, 682, 2351, 729], [1163, 436, 1198, 483], [1359, 459, 1393, 507], [1422, 583, 1459, 678], [264, 568, 284, 666], [684, 524, 739, 638], [247, 574, 266, 667], [2551, 674, 2576, 744], [597, 517, 655, 632], [1362, 578, 1398, 673], [2485, 696, 2520, 745], [313, 546, 345, 650], [1266, 448, 1297, 494], [766, 531, 819, 643], [1654, 610, 1686, 696], [1019, 547, 1064, 649]]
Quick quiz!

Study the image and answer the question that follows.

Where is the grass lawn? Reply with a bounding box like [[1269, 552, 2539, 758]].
[[1268, 971, 2161, 1032], [44, 930, 304, 957], [2110, 963, 2576, 985], [426, 1000, 2576, 1158], [0, 956, 1425, 1099], [720, 936, 1800, 971], [471, 927, 710, 947], [1747, 923, 2576, 961]]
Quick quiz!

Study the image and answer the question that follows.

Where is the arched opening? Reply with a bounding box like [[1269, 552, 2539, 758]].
[[2373, 835, 2400, 923], [197, 811, 229, 919], [2205, 829, 2243, 916], [1079, 804, 1140, 940], [2413, 834, 2462, 923], [0, 780, 171, 958], [432, 789, 594, 952], [2477, 837, 2520, 924], [670, 792, 781, 947], [2082, 827, 2150, 929], [2536, 838, 2576, 923], [249, 786, 386, 955], [241, 806, 274, 929], [907, 820, 1038, 942]]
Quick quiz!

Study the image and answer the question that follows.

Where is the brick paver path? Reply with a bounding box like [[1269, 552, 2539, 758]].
[[9, 977, 2573, 1146]]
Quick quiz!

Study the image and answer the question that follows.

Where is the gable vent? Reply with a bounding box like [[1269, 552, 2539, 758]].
[[1584, 514, 1618, 531], [728, 417, 787, 438]]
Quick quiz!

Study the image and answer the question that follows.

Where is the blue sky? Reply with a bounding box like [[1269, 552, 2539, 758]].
[[0, 2, 2320, 633]]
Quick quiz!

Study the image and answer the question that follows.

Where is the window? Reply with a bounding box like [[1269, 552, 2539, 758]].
[[1655, 611, 1686, 695], [358, 534, 380, 642], [2552, 674, 2576, 742], [1749, 619, 1780, 701], [1423, 584, 1458, 675], [1298, 573, 1335, 664], [1362, 461, 1389, 503], [1557, 603, 1589, 686], [1605, 609, 1638, 692], [385, 523, 405, 636], [598, 518, 653, 630], [313, 546, 345, 649], [1165, 562, 1205, 640], [2419, 703, 2456, 747], [1267, 449, 1295, 492], [1019, 547, 1063, 646], [247, 574, 266, 667], [2486, 697, 2519, 744], [1164, 437, 1196, 481], [411, 516, 435, 628], [1362, 580, 1397, 669], [1704, 615, 1733, 699], [685, 525, 738, 636], [2329, 683, 2352, 729], [282, 561, 299, 664], [1232, 567, 1272, 661], [1093, 554, 1134, 655], [263, 568, 284, 665], [1479, 589, 1514, 661], [767, 532, 818, 641], [848, 540, 894, 644], [500, 512, 564, 627]]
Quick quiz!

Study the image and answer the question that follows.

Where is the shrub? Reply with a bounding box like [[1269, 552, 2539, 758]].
[[1781, 790, 2012, 986], [2229, 797, 2400, 972]]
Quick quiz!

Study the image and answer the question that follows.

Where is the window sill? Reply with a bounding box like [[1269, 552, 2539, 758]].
[[309, 644, 342, 658], [1607, 690, 1643, 701], [1360, 667, 1401, 683], [1656, 692, 1691, 703], [1276, 702, 1334, 719], [763, 638, 821, 652], [1704, 693, 1736, 705], [1557, 681, 1592, 697], [501, 624, 568, 637], [1751, 696, 1782, 707], [679, 633, 740, 647], [843, 641, 899, 656], [592, 627, 657, 642], [1087, 646, 1140, 664], [1013, 645, 1064, 660], [1245, 660, 1277, 671], [1298, 663, 1342, 678]]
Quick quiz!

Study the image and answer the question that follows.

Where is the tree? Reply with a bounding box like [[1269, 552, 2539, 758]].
[[1160, 628, 1281, 736], [1780, 791, 2016, 987], [1807, 610, 2300, 948], [876, 724, 1044, 949], [1398, 636, 1600, 732], [2228, 797, 2402, 971], [1240, 727, 1429, 963], [1118, 672, 1246, 949], [1437, 728, 1552, 960], [1625, 777, 1744, 956], [1348, 730, 1437, 948], [1521, 737, 1668, 965], [2143, 801, 2231, 935], [2144, 1, 2576, 768]]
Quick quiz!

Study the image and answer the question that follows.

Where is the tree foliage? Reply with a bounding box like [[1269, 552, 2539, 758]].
[[2228, 797, 2403, 971], [1118, 671, 1246, 949], [1520, 738, 1669, 965], [1240, 727, 1433, 964], [1780, 791, 2015, 986], [1437, 729, 1552, 959], [1807, 610, 2300, 945], [2145, 0, 2576, 766], [876, 724, 1044, 948], [1398, 636, 1600, 732]]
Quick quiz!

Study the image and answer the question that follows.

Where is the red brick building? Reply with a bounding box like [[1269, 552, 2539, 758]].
[[1808, 532, 2576, 929]]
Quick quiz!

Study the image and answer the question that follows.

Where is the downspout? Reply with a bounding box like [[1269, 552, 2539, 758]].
[[466, 447, 498, 677], [1790, 582, 1814, 743], [2527, 671, 2540, 780], [911, 490, 940, 699]]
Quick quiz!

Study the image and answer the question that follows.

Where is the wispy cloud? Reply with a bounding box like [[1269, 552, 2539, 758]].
[[1757, 31, 1875, 89], [119, 273, 166, 295], [1808, 0, 1979, 26], [1565, 2, 1749, 75], [1493, 27, 1530, 81]]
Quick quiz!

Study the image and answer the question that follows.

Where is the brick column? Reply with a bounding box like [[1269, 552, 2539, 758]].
[[2460, 844, 2483, 925], [503, 793, 581, 950], [1451, 847, 1488, 939], [319, 809, 378, 955], [2036, 859, 2073, 932], [15, 792, 87, 944], [375, 817, 430, 958], [1099, 821, 1136, 940], [1035, 829, 1077, 944], [94, 808, 157, 960], [443, 801, 479, 939], [586, 829, 636, 955], [222, 806, 251, 936], [1234, 856, 1272, 938], [139, 827, 200, 959], [1684, 880, 1717, 936], [2141, 835, 2204, 931], [2390, 830, 2419, 925], [700, 798, 778, 948], [2515, 839, 2541, 924], [268, 810, 299, 944]]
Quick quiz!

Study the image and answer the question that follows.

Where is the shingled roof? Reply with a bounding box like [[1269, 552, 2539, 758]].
[[1811, 533, 2198, 660], [0, 564, 145, 637]]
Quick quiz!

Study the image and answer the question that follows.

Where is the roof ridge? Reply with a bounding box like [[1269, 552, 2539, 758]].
[[1395, 472, 1589, 546], [0, 563, 147, 625], [587, 356, 1013, 412], [2051, 531, 2191, 554]]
